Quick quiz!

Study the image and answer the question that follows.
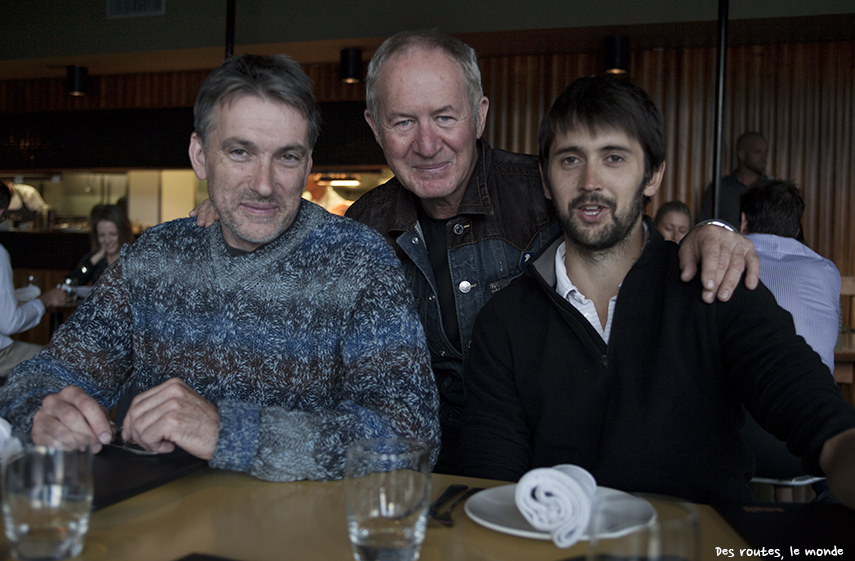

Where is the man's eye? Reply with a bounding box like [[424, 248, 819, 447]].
[[395, 119, 413, 128], [606, 155, 624, 163], [230, 149, 248, 158]]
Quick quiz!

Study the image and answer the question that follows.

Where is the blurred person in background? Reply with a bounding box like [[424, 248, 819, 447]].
[[66, 204, 134, 286], [0, 180, 49, 229], [653, 200, 692, 243], [698, 132, 769, 226], [301, 179, 351, 216], [0, 182, 65, 379]]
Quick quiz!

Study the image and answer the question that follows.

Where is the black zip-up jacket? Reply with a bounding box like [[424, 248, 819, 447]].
[[461, 218, 855, 506]]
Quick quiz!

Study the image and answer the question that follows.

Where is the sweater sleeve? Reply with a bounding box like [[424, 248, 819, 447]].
[[460, 295, 532, 481], [210, 259, 441, 482], [0, 262, 135, 439]]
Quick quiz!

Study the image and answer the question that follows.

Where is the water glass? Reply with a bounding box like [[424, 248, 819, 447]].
[[586, 493, 699, 561], [1, 446, 94, 560], [345, 438, 431, 561]]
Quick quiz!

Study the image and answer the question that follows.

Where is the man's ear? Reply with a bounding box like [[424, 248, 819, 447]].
[[643, 162, 666, 198], [474, 96, 489, 140], [364, 110, 383, 145], [539, 163, 552, 201], [189, 133, 208, 181]]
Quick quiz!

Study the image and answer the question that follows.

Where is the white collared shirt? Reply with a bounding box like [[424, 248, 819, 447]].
[[554, 241, 617, 344], [553, 223, 650, 344]]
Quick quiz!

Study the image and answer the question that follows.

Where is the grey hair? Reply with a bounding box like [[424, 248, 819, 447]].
[[365, 29, 483, 131], [194, 54, 321, 149]]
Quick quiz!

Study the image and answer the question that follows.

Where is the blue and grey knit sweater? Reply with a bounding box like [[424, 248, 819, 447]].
[[0, 201, 440, 481]]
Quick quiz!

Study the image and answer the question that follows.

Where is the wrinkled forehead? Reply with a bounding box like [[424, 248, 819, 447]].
[[380, 46, 467, 93]]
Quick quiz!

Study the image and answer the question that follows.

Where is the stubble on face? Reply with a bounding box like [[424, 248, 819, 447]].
[[554, 176, 649, 257], [194, 96, 312, 252]]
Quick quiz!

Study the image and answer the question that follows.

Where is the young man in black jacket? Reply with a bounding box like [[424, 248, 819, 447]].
[[461, 76, 855, 508]]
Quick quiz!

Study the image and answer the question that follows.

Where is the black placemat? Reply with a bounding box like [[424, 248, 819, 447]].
[[93, 444, 207, 510]]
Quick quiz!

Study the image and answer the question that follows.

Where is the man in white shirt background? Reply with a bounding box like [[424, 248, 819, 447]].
[[739, 179, 842, 500], [0, 181, 65, 379]]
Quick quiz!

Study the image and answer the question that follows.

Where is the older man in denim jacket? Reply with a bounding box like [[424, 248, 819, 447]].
[[344, 29, 760, 475]]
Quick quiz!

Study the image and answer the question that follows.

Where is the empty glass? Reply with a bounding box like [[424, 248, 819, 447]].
[[586, 493, 699, 561], [345, 438, 431, 561], [1, 446, 94, 560]]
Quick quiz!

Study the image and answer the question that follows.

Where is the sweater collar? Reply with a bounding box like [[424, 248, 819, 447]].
[[207, 200, 326, 275]]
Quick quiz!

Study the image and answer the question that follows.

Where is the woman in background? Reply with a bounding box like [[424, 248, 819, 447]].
[[66, 204, 133, 286], [653, 200, 692, 243]]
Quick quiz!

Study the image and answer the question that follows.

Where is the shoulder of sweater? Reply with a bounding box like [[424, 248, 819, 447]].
[[130, 217, 201, 246], [301, 212, 402, 268]]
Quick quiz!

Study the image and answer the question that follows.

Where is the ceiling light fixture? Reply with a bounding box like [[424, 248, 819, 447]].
[[604, 36, 631, 75], [66, 66, 89, 96], [340, 48, 362, 84]]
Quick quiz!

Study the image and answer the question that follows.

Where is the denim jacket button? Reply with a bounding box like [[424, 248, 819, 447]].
[[453, 223, 465, 235], [411, 237, 419, 244], [428, 294, 436, 301], [458, 281, 472, 294]]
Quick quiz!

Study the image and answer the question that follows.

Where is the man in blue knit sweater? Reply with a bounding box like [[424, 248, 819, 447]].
[[0, 55, 440, 481]]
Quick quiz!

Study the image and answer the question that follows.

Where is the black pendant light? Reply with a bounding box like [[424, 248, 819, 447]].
[[66, 66, 89, 96], [340, 48, 362, 84]]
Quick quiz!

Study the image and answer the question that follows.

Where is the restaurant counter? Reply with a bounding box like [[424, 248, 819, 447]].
[[0, 470, 748, 561]]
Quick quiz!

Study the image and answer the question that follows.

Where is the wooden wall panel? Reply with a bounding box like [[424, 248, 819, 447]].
[[2, 42, 855, 282], [479, 42, 855, 284]]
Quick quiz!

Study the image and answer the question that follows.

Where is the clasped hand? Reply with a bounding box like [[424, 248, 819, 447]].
[[32, 378, 219, 460]]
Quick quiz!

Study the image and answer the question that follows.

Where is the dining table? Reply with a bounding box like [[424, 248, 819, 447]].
[[0, 468, 748, 561]]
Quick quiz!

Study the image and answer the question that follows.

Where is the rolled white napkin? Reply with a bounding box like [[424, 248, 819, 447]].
[[515, 464, 597, 548]]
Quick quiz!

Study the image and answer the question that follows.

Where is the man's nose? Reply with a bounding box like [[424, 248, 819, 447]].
[[251, 159, 275, 197], [412, 123, 442, 157], [580, 164, 601, 190]]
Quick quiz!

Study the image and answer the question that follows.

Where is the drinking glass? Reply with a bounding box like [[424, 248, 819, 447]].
[[1, 446, 94, 560], [586, 493, 699, 561], [345, 438, 431, 561]]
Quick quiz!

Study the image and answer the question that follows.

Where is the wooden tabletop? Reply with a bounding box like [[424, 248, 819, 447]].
[[0, 469, 747, 561]]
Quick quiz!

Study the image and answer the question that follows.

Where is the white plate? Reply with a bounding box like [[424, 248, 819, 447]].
[[464, 484, 655, 541]]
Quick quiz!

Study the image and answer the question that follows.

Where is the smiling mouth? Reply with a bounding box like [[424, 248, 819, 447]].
[[240, 202, 278, 216], [412, 161, 451, 174]]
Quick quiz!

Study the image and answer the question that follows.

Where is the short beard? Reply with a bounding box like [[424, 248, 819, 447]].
[[556, 177, 648, 257]]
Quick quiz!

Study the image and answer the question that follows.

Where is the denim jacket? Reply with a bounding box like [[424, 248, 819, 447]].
[[347, 141, 561, 436]]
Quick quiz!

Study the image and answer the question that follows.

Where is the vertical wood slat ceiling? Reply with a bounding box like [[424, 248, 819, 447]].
[[1, 41, 853, 278]]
